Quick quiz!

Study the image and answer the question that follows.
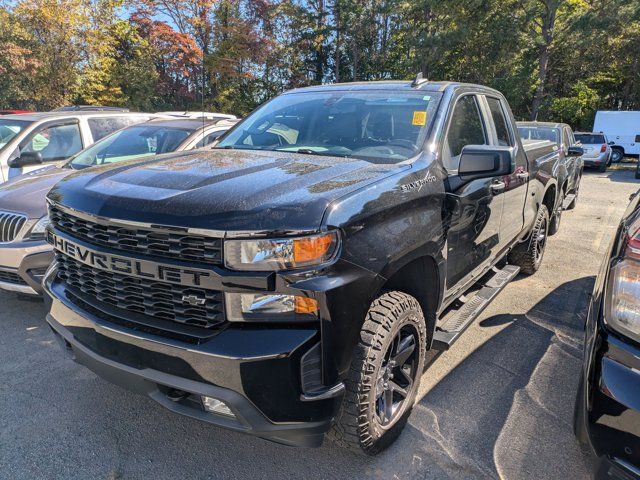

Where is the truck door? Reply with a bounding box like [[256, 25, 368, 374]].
[[444, 94, 505, 290], [483, 96, 528, 247]]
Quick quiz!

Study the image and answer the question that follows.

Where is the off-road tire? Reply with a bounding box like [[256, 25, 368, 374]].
[[508, 204, 549, 275], [328, 291, 426, 455], [548, 208, 562, 236]]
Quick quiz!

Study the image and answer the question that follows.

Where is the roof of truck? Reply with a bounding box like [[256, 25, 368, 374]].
[[286, 80, 503, 96]]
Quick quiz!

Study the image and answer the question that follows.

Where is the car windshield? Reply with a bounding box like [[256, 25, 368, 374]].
[[216, 90, 442, 163], [575, 134, 606, 144], [0, 119, 31, 153], [68, 124, 195, 170], [517, 126, 560, 145]]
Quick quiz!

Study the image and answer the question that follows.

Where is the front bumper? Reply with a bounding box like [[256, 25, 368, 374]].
[[44, 274, 344, 447], [0, 239, 53, 295]]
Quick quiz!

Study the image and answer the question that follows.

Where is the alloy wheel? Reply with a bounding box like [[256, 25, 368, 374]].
[[375, 325, 419, 427]]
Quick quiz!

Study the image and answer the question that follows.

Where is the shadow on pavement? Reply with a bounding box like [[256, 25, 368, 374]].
[[0, 277, 598, 480], [366, 276, 597, 479]]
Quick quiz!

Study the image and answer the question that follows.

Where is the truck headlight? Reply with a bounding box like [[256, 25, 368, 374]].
[[224, 231, 339, 271], [29, 216, 51, 239], [224, 292, 318, 322], [607, 259, 640, 342]]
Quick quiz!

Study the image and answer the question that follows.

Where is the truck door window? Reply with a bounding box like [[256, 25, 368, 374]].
[[442, 95, 487, 170], [21, 123, 83, 162], [486, 97, 512, 146]]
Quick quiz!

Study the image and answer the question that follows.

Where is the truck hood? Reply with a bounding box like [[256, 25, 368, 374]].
[[48, 149, 410, 231], [0, 165, 71, 218]]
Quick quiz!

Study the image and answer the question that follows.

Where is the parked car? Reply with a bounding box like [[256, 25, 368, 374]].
[[0, 118, 235, 295], [574, 132, 612, 171], [0, 111, 157, 182], [574, 189, 640, 480], [593, 110, 640, 162], [517, 121, 584, 232], [43, 79, 579, 454]]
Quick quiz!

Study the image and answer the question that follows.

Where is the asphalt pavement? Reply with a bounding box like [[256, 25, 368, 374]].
[[1, 168, 638, 479]]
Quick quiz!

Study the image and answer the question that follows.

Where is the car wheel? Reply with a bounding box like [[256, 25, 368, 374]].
[[635, 162, 640, 180], [548, 208, 562, 235], [598, 161, 608, 172], [611, 149, 624, 163], [329, 291, 426, 455], [508, 204, 549, 275]]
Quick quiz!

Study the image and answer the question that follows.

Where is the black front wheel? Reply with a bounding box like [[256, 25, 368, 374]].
[[329, 291, 426, 455]]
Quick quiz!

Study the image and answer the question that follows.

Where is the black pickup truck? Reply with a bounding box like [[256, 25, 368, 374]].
[[43, 80, 582, 454]]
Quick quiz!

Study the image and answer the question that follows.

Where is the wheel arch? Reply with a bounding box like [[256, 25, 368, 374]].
[[376, 253, 442, 343]]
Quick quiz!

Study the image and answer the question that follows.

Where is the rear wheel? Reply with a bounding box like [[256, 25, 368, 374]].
[[598, 161, 608, 172], [508, 204, 549, 275], [611, 148, 624, 163], [329, 291, 426, 455]]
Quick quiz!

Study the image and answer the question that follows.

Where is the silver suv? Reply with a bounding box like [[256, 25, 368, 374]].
[[574, 132, 612, 171]]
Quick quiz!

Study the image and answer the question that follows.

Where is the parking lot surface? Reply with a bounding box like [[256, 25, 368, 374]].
[[1, 169, 638, 480]]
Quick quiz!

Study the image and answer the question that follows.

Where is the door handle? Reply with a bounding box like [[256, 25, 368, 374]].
[[516, 172, 529, 180], [490, 181, 506, 193]]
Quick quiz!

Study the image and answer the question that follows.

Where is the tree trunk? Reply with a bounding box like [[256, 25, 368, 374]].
[[334, 1, 341, 82], [530, 0, 558, 121]]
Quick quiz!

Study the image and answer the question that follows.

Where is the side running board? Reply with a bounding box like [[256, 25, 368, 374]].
[[561, 193, 576, 210], [431, 264, 520, 351]]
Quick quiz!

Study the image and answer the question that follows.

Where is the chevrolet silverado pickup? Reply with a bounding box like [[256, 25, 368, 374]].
[[43, 80, 582, 454]]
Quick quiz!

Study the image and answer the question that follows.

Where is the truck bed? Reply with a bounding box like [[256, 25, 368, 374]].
[[522, 139, 556, 159]]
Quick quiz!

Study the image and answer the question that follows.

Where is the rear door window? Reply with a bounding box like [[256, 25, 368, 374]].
[[88, 116, 151, 141], [21, 122, 83, 161], [442, 95, 487, 170]]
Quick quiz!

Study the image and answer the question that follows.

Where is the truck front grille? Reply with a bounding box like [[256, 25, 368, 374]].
[[56, 253, 225, 330], [0, 211, 27, 242], [49, 204, 222, 264]]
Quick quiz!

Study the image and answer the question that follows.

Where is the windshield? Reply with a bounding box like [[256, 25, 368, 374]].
[[517, 126, 560, 145], [69, 124, 195, 169], [575, 133, 606, 144], [0, 119, 31, 153], [216, 90, 442, 163]]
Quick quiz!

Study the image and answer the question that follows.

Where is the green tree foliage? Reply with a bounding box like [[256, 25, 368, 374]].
[[0, 0, 638, 127]]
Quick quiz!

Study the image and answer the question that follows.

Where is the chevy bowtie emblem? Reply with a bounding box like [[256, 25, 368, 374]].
[[182, 294, 206, 306]]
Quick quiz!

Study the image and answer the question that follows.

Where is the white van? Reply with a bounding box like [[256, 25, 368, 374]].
[[0, 111, 156, 182], [593, 110, 640, 162]]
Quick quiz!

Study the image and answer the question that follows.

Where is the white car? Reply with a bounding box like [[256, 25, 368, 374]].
[[0, 111, 157, 182], [593, 110, 640, 162]]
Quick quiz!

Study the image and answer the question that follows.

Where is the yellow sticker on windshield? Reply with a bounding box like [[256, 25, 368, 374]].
[[412, 111, 427, 126]]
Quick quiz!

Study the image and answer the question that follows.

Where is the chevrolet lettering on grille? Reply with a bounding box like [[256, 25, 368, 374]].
[[47, 231, 220, 290]]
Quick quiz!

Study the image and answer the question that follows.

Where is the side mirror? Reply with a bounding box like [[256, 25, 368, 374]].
[[458, 145, 514, 182], [8, 151, 43, 168], [567, 146, 584, 157]]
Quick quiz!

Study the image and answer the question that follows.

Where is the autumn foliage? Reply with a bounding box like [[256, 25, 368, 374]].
[[0, 0, 638, 126]]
